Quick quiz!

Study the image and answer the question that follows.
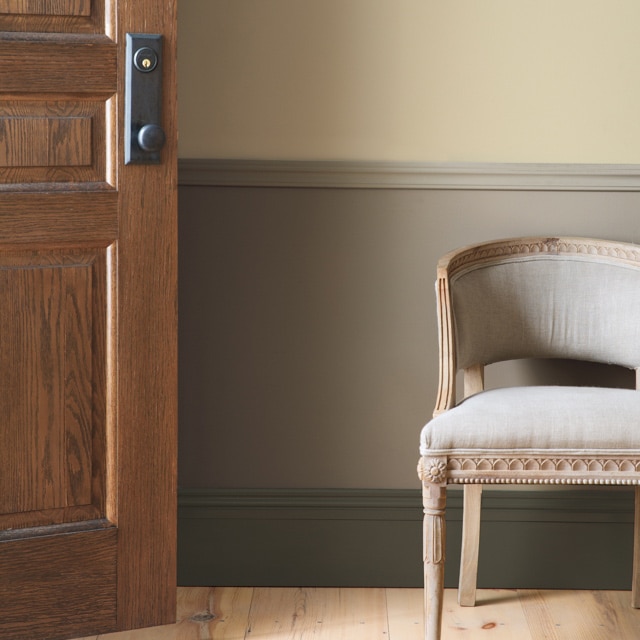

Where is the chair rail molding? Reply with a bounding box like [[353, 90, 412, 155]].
[[178, 159, 640, 191]]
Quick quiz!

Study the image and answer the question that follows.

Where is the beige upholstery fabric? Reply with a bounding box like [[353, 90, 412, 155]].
[[452, 258, 640, 370], [421, 386, 640, 454]]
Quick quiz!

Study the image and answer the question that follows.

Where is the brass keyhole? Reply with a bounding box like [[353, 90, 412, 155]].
[[134, 47, 158, 72]]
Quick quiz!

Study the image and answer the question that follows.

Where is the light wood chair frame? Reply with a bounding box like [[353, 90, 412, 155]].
[[417, 237, 640, 640]]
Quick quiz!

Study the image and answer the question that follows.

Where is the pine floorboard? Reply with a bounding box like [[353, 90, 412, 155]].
[[74, 587, 640, 639]]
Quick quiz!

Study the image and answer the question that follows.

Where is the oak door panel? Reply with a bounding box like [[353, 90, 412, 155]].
[[0, 0, 103, 33], [0, 38, 116, 93], [0, 527, 117, 640], [0, 0, 177, 636], [0, 193, 117, 242], [0, 116, 91, 167], [0, 101, 108, 185], [1, 0, 91, 15], [0, 249, 109, 531]]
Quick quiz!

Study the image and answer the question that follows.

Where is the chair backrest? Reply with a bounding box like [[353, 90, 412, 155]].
[[440, 237, 640, 371]]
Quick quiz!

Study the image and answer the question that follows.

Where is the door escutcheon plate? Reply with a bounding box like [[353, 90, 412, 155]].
[[125, 34, 165, 164]]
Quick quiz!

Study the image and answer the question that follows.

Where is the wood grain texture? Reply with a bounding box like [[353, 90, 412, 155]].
[[50, 116, 92, 166], [0, 249, 107, 531], [0, 527, 117, 640], [445, 589, 534, 639], [114, 0, 178, 631], [520, 589, 621, 640], [63, 263, 94, 507], [386, 588, 424, 640], [0, 117, 91, 167], [0, 0, 176, 636], [463, 364, 484, 398], [0, 101, 105, 185], [0, 0, 105, 34], [0, 38, 115, 93], [1, 0, 91, 15], [246, 588, 389, 639], [0, 192, 117, 244], [0, 117, 44, 165], [0, 267, 66, 515], [458, 485, 482, 607], [598, 590, 640, 638], [70, 587, 640, 640], [188, 586, 254, 639]]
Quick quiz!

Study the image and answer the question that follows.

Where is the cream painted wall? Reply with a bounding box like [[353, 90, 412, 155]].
[[178, 0, 640, 163]]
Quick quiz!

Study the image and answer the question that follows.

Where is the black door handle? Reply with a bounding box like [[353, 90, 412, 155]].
[[125, 34, 165, 165]]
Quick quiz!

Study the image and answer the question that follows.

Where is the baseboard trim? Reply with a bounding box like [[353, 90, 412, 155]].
[[178, 159, 640, 191], [177, 487, 635, 588]]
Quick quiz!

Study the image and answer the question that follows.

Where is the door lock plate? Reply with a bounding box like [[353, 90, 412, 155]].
[[125, 34, 165, 165]]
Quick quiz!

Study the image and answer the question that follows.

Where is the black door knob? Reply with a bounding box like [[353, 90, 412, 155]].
[[137, 124, 166, 153]]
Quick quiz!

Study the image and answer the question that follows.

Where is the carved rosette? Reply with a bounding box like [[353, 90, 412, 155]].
[[418, 457, 448, 485]]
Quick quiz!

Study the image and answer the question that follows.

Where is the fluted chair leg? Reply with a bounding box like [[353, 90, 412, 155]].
[[458, 484, 482, 606], [633, 486, 640, 608], [423, 480, 446, 640]]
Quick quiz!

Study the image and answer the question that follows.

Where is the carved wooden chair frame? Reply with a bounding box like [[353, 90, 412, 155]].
[[417, 237, 640, 640]]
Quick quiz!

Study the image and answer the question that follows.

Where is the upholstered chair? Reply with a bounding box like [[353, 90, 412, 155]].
[[417, 237, 640, 640]]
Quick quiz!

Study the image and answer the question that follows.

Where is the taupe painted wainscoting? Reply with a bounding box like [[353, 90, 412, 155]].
[[178, 488, 635, 588], [177, 160, 640, 587]]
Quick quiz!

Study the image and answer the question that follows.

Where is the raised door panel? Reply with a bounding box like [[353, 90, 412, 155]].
[[0, 528, 117, 640], [0, 39, 116, 92], [0, 101, 108, 185], [0, 193, 117, 244], [2, 0, 91, 14], [0, 115, 92, 167], [0, 0, 104, 33], [0, 249, 109, 531]]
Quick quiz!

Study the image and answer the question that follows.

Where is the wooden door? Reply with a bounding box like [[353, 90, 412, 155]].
[[0, 2, 177, 639]]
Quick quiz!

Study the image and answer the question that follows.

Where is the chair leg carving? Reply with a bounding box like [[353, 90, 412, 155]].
[[633, 486, 640, 609], [419, 457, 447, 640]]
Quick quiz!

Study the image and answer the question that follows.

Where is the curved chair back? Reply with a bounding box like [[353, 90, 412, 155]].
[[440, 237, 640, 371]]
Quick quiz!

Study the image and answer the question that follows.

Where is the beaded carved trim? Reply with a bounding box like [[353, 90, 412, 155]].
[[446, 455, 640, 485], [446, 237, 640, 278]]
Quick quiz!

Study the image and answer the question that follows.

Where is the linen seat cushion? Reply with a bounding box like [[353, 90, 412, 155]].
[[420, 386, 640, 455]]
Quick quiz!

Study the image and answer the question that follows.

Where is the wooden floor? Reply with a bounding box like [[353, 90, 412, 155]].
[[77, 587, 640, 639]]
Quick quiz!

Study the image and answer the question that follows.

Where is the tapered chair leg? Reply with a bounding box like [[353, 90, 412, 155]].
[[633, 486, 640, 608], [422, 479, 446, 640], [458, 484, 482, 606]]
